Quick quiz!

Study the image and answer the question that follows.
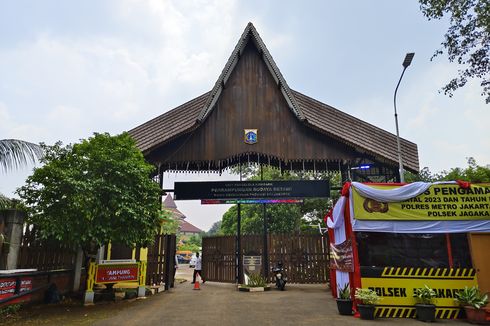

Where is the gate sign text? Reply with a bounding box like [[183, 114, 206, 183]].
[[174, 180, 330, 200], [96, 264, 139, 283]]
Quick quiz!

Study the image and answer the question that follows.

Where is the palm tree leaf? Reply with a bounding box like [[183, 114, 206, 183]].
[[0, 139, 44, 173], [0, 193, 12, 210]]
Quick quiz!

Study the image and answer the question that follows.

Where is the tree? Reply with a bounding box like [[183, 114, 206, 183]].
[[207, 220, 222, 236], [159, 209, 179, 235], [419, 0, 490, 102], [17, 132, 162, 256], [404, 157, 490, 182], [178, 233, 202, 252], [1, 139, 43, 209], [441, 157, 490, 182]]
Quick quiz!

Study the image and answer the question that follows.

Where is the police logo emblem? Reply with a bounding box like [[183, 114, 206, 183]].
[[244, 129, 258, 144]]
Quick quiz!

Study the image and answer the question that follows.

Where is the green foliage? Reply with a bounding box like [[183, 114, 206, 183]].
[[178, 233, 202, 252], [414, 285, 437, 305], [17, 132, 161, 255], [405, 158, 490, 183], [442, 157, 490, 183], [338, 283, 351, 300], [187, 233, 203, 247], [0, 304, 21, 317], [220, 166, 338, 235], [418, 0, 490, 103], [0, 194, 12, 210], [246, 272, 267, 287], [355, 288, 380, 305], [206, 220, 222, 236], [159, 209, 179, 235], [455, 286, 489, 309], [0, 197, 28, 211]]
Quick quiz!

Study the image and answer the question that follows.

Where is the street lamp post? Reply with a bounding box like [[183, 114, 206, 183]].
[[393, 52, 414, 183]]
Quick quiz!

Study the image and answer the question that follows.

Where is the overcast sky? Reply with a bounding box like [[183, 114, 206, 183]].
[[1, 1, 489, 231]]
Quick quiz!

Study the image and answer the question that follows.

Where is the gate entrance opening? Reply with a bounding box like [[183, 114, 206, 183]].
[[174, 179, 330, 283]]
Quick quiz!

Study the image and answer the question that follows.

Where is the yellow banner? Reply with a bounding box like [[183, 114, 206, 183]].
[[352, 184, 490, 220]]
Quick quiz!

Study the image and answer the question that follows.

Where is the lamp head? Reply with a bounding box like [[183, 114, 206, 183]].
[[402, 53, 415, 68]]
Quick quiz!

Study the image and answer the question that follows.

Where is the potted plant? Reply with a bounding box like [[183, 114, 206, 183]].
[[455, 286, 489, 324], [238, 272, 270, 292], [336, 283, 353, 315], [414, 285, 437, 322], [355, 288, 380, 320]]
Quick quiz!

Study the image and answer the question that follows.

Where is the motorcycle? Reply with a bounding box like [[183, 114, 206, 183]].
[[272, 262, 287, 291]]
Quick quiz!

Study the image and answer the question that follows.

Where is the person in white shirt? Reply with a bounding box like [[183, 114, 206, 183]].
[[172, 254, 179, 288], [191, 252, 205, 284]]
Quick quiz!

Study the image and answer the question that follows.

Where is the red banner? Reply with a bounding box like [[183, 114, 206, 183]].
[[0, 277, 32, 303], [96, 264, 139, 283], [329, 239, 354, 272]]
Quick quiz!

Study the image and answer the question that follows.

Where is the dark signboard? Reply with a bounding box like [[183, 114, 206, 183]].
[[174, 180, 330, 200]]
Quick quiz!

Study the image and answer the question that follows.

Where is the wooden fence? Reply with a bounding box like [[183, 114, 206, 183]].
[[3, 220, 176, 289], [146, 234, 176, 288], [17, 226, 77, 270], [202, 234, 329, 284]]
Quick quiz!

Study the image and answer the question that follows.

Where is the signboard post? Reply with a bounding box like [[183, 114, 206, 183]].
[[84, 260, 147, 305], [243, 255, 262, 283]]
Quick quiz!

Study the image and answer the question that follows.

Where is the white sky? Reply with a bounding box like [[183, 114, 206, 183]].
[[1, 1, 489, 231]]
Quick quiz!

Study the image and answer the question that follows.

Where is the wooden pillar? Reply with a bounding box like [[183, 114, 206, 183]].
[[263, 204, 268, 280], [260, 165, 269, 280], [236, 162, 243, 284], [236, 204, 242, 284], [158, 164, 164, 206], [164, 234, 174, 291]]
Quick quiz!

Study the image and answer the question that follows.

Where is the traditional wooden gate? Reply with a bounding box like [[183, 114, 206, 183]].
[[202, 234, 329, 284], [146, 234, 176, 289]]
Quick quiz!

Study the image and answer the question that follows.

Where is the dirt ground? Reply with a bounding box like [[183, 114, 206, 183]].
[[2, 265, 469, 326], [2, 265, 192, 326]]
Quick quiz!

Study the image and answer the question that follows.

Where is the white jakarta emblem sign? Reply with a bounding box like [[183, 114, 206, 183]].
[[244, 129, 258, 144]]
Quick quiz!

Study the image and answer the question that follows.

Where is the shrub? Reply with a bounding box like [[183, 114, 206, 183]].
[[247, 273, 267, 288], [414, 285, 437, 305], [355, 288, 380, 305], [455, 286, 489, 309]]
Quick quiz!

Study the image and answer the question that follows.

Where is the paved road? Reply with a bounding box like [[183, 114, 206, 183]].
[[92, 265, 467, 326]]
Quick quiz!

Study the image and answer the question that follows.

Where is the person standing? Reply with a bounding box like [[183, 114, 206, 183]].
[[191, 252, 204, 284], [171, 254, 179, 287]]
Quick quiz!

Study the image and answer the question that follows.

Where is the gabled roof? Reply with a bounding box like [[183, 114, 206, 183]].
[[179, 219, 202, 234], [163, 194, 186, 220], [163, 194, 177, 209], [197, 22, 305, 123], [128, 23, 419, 172], [129, 92, 209, 154], [293, 91, 419, 173]]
